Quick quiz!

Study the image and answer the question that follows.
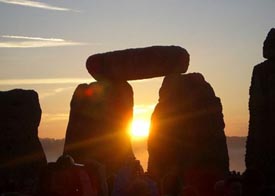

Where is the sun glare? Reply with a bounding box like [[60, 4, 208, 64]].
[[129, 119, 150, 139]]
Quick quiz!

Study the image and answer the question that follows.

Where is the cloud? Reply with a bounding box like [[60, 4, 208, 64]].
[[42, 113, 69, 122], [0, 35, 85, 48], [39, 86, 75, 99], [0, 0, 73, 11], [0, 41, 84, 48], [2, 35, 65, 42], [0, 78, 94, 86], [0, 41, 83, 48], [129, 77, 164, 84], [134, 104, 156, 115]]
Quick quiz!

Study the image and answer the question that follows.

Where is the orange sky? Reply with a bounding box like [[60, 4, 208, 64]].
[[1, 1, 274, 139], [32, 76, 250, 139]]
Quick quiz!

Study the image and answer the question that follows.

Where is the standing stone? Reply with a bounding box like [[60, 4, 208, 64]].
[[148, 73, 229, 195], [0, 89, 47, 193], [246, 28, 275, 184], [263, 28, 275, 60], [64, 81, 134, 175]]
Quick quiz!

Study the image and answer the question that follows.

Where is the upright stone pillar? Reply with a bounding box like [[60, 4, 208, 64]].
[[0, 89, 47, 193], [148, 73, 229, 195], [246, 28, 275, 184], [64, 81, 134, 174]]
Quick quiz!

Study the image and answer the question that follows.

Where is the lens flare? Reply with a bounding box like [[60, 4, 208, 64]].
[[129, 119, 150, 139]]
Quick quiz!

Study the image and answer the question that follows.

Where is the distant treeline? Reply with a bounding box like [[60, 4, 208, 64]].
[[40, 136, 246, 171], [40, 137, 246, 154], [40, 138, 65, 162]]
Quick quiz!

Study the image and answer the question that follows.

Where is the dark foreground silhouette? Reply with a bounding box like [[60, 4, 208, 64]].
[[0, 89, 47, 194], [246, 28, 275, 186], [148, 73, 229, 196], [63, 81, 134, 176]]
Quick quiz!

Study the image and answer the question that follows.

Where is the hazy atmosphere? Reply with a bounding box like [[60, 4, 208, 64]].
[[41, 136, 246, 172]]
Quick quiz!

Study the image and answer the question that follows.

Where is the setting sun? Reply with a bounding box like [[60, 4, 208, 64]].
[[129, 119, 150, 139]]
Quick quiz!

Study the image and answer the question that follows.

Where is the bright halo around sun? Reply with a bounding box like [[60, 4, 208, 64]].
[[129, 119, 150, 139]]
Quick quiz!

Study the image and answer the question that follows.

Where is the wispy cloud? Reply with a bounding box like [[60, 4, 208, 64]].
[[0, 35, 85, 48], [39, 86, 75, 99], [0, 0, 73, 11], [134, 104, 156, 115], [0, 41, 84, 48], [2, 35, 65, 42], [0, 78, 94, 86], [42, 113, 69, 122]]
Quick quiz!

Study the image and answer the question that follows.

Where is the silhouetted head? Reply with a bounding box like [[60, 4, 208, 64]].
[[56, 154, 75, 168], [263, 28, 275, 60]]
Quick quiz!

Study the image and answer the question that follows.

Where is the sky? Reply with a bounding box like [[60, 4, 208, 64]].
[[0, 0, 275, 140]]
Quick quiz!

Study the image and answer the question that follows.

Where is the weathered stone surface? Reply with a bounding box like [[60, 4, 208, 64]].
[[246, 58, 275, 184], [148, 73, 229, 195], [246, 28, 275, 185], [86, 46, 189, 81], [63, 81, 134, 175], [263, 28, 275, 60], [0, 89, 47, 192]]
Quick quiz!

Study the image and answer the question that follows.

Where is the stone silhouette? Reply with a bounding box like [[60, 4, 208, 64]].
[[246, 28, 275, 184], [63, 81, 134, 175], [86, 46, 189, 81], [148, 73, 229, 195], [76, 45, 190, 175], [263, 28, 275, 60], [0, 89, 47, 193]]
